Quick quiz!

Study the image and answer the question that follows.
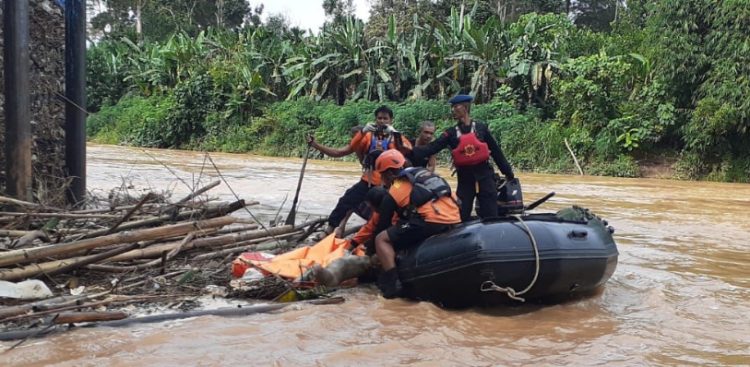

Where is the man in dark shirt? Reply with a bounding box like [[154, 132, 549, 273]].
[[413, 94, 515, 221]]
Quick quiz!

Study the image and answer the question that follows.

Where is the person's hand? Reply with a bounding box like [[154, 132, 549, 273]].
[[505, 172, 515, 181], [305, 134, 315, 146]]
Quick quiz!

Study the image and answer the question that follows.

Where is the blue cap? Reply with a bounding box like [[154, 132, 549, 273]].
[[449, 94, 473, 104]]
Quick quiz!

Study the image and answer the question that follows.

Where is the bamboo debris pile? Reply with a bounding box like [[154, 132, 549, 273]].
[[0, 180, 328, 336]]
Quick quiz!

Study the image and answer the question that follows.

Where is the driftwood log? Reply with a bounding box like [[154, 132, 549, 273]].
[[0, 216, 236, 268], [53, 311, 129, 324], [92, 225, 298, 264], [0, 298, 345, 341], [79, 199, 253, 239]]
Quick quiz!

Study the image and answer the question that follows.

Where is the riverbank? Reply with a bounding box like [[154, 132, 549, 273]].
[[85, 99, 748, 183]]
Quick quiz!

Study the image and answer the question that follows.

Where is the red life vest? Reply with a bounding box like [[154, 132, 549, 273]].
[[451, 122, 490, 167]]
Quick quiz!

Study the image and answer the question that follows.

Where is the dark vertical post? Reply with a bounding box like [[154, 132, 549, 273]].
[[65, 0, 87, 205], [3, 0, 32, 202]]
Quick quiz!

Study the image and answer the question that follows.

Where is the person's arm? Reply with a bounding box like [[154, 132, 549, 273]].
[[427, 154, 437, 172], [394, 133, 412, 156], [479, 123, 515, 179], [307, 135, 356, 158], [413, 128, 453, 162], [374, 194, 398, 235], [351, 212, 379, 246]]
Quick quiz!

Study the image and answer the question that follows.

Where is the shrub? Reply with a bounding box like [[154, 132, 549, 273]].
[[587, 155, 640, 177], [87, 95, 174, 146]]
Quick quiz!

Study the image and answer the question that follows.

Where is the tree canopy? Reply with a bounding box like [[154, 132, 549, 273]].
[[85, 0, 750, 182]]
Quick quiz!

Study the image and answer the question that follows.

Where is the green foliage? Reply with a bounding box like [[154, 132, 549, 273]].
[[158, 75, 214, 148], [484, 110, 579, 173], [673, 151, 706, 180], [91, 0, 255, 41], [84, 1, 750, 182], [587, 155, 640, 178], [86, 40, 133, 112], [554, 53, 633, 131], [87, 94, 175, 146], [683, 98, 742, 156], [675, 151, 750, 183], [570, 0, 617, 32], [392, 101, 452, 137]]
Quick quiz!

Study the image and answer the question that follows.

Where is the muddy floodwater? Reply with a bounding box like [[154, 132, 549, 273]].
[[2, 144, 749, 366]]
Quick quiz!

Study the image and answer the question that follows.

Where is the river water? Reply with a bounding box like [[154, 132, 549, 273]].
[[2, 144, 749, 366]]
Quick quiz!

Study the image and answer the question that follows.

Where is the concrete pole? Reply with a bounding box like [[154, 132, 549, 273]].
[[65, 0, 87, 205], [3, 0, 33, 202]]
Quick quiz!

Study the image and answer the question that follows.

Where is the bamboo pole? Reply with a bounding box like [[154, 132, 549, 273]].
[[0, 295, 88, 319], [0, 216, 236, 268], [212, 231, 301, 251], [46, 243, 140, 276], [190, 233, 301, 261], [0, 229, 34, 237], [0, 294, 177, 323], [172, 180, 221, 207], [182, 225, 295, 249], [93, 225, 297, 264], [0, 243, 136, 280], [0, 298, 347, 341], [160, 180, 222, 218], [0, 195, 52, 210], [70, 202, 162, 214], [0, 303, 288, 341], [79, 199, 254, 239], [82, 233, 195, 273], [213, 224, 259, 235], [104, 192, 154, 235], [564, 138, 584, 175], [0, 211, 123, 219], [10, 230, 49, 248]]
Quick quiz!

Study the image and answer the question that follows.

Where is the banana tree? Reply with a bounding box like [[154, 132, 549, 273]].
[[506, 13, 573, 108], [402, 15, 456, 101], [445, 16, 510, 102]]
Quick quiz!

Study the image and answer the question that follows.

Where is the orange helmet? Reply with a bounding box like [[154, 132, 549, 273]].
[[375, 149, 406, 173]]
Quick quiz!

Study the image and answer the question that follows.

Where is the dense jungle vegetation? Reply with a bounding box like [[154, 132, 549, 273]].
[[85, 0, 750, 181]]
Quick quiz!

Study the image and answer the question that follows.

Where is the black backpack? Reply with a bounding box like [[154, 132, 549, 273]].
[[399, 167, 453, 214]]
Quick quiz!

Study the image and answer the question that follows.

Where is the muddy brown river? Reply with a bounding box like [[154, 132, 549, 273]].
[[2, 144, 749, 366]]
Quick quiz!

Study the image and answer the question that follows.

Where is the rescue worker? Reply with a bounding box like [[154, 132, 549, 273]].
[[372, 150, 461, 298], [413, 94, 515, 221], [306, 106, 412, 236], [407, 120, 437, 172], [349, 186, 389, 254]]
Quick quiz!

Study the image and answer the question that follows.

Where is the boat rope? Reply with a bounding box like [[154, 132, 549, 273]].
[[480, 214, 540, 302]]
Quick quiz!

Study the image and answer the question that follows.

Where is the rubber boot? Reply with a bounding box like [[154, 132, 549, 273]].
[[377, 268, 403, 299]]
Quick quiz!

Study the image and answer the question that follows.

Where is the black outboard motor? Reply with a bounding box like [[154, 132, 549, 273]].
[[496, 175, 524, 216]]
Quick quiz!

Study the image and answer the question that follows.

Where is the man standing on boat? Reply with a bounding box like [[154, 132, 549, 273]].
[[306, 106, 412, 237], [371, 150, 461, 298], [413, 95, 515, 221]]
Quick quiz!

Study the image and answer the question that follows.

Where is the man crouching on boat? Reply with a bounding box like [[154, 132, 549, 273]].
[[372, 150, 461, 298]]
